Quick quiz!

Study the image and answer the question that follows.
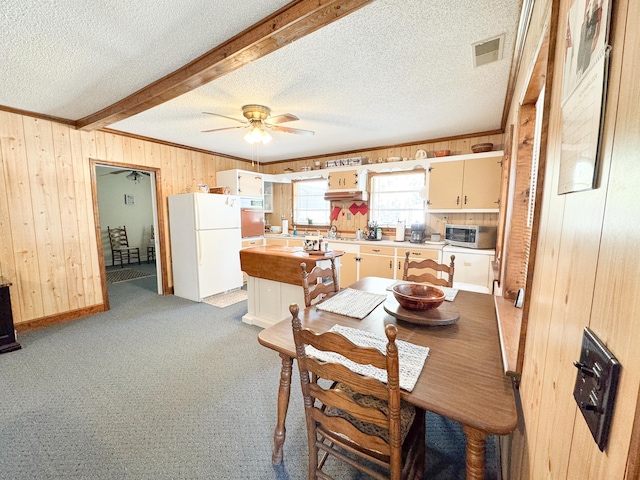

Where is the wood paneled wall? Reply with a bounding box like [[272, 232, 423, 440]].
[[0, 111, 253, 327], [505, 0, 640, 478], [263, 133, 503, 234]]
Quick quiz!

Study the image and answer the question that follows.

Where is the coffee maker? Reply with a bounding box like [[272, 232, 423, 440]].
[[410, 223, 426, 243]]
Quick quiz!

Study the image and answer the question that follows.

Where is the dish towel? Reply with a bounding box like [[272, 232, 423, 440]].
[[316, 288, 387, 319], [387, 280, 459, 302], [306, 325, 429, 392]]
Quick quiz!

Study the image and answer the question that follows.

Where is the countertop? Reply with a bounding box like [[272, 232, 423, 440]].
[[263, 233, 446, 249], [240, 245, 343, 286]]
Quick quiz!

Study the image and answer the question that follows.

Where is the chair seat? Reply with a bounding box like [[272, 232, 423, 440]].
[[325, 382, 416, 445]]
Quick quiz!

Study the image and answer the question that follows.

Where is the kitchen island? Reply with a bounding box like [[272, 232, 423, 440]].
[[240, 245, 343, 328]]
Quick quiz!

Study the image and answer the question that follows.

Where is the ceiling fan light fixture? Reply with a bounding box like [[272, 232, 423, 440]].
[[244, 123, 271, 144], [126, 171, 141, 183]]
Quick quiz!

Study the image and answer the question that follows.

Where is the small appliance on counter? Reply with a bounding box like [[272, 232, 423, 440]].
[[410, 223, 426, 243], [445, 224, 497, 249]]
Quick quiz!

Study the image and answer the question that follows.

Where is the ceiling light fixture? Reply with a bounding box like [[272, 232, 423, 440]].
[[244, 121, 272, 144], [126, 171, 142, 183]]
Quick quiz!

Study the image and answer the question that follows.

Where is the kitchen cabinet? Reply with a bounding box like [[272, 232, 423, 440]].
[[216, 169, 264, 197], [339, 253, 359, 288], [359, 245, 395, 279], [428, 156, 502, 210], [242, 238, 264, 248], [263, 182, 273, 213], [265, 237, 288, 246], [327, 169, 363, 191], [443, 245, 495, 293]]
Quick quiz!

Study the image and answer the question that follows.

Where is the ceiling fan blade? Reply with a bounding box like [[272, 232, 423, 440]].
[[266, 125, 314, 136], [203, 112, 246, 124], [109, 170, 129, 175], [266, 113, 299, 124], [201, 125, 247, 133]]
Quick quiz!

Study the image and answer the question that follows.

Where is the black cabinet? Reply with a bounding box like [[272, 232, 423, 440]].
[[0, 279, 21, 354]]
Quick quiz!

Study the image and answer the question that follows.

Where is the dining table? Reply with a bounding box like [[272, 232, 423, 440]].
[[257, 277, 518, 480]]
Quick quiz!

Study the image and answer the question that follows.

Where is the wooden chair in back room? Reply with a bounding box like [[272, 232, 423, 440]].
[[290, 303, 425, 480], [403, 251, 455, 287], [300, 257, 339, 307], [107, 226, 141, 268]]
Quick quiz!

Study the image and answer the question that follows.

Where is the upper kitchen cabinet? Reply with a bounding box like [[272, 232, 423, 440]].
[[327, 169, 369, 192], [427, 154, 502, 211], [216, 169, 264, 198]]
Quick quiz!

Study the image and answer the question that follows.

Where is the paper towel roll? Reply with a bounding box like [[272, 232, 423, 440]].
[[281, 220, 289, 234], [395, 221, 405, 241]]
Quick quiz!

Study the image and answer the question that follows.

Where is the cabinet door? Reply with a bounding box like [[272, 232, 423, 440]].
[[242, 238, 264, 248], [428, 161, 464, 209], [359, 254, 395, 279], [238, 172, 263, 197], [263, 182, 273, 212], [265, 238, 288, 246], [287, 238, 304, 248], [339, 252, 358, 288], [328, 170, 358, 190], [451, 252, 494, 293], [462, 157, 502, 209]]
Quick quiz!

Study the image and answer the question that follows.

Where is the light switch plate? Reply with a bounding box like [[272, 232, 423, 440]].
[[573, 327, 621, 451]]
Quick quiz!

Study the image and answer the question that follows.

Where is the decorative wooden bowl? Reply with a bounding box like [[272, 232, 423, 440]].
[[392, 284, 445, 311], [434, 149, 451, 157], [471, 142, 493, 153]]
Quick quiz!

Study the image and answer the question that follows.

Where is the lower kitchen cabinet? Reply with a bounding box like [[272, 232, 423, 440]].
[[442, 245, 495, 293], [339, 252, 358, 288], [359, 245, 395, 280]]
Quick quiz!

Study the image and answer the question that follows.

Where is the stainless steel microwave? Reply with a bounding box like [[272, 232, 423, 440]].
[[445, 224, 497, 249]]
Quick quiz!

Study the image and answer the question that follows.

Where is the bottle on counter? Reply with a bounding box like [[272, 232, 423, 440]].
[[376, 227, 382, 240], [293, 225, 297, 236]]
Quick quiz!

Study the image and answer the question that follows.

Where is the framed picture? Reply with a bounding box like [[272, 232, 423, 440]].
[[124, 194, 135, 205], [558, 0, 612, 194]]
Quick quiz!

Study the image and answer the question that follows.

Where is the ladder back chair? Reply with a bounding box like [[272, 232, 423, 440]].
[[403, 251, 455, 287], [147, 225, 156, 263], [290, 303, 425, 480], [300, 257, 339, 307], [107, 226, 141, 268]]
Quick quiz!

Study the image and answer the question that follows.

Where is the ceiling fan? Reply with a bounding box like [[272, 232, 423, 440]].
[[201, 104, 314, 144], [100, 170, 150, 183]]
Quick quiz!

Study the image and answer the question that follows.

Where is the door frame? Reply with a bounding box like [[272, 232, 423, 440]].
[[90, 159, 169, 310]]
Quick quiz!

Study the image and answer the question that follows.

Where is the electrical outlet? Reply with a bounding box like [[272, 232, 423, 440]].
[[347, 213, 352, 220]]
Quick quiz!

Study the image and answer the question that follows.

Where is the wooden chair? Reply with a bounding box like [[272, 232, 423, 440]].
[[300, 257, 339, 307], [403, 251, 455, 287], [107, 226, 141, 268], [147, 225, 155, 263], [290, 303, 425, 480]]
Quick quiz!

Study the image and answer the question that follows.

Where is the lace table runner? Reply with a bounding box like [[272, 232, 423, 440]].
[[306, 325, 429, 392], [315, 288, 388, 319], [387, 280, 459, 302]]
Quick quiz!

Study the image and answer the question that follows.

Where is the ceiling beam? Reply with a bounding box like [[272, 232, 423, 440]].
[[76, 0, 373, 131]]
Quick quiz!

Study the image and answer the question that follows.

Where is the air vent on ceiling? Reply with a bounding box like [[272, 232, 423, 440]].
[[472, 34, 505, 68]]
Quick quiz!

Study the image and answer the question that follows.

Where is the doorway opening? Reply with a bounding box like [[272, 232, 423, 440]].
[[91, 160, 167, 310]]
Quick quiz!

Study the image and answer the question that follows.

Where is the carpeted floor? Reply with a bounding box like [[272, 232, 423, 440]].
[[0, 271, 499, 479], [105, 267, 155, 283]]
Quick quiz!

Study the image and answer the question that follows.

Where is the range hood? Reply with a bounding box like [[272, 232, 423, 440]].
[[324, 191, 368, 201]]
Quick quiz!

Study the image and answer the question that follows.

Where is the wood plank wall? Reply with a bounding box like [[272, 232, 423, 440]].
[[262, 133, 504, 235], [0, 111, 253, 327], [504, 0, 640, 478]]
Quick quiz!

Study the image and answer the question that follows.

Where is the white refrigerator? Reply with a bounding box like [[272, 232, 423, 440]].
[[168, 193, 243, 302]]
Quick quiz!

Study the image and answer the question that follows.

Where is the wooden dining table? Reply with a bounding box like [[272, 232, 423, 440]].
[[258, 277, 517, 480]]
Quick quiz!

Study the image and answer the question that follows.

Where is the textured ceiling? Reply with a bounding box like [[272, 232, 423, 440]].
[[1, 0, 522, 162]]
